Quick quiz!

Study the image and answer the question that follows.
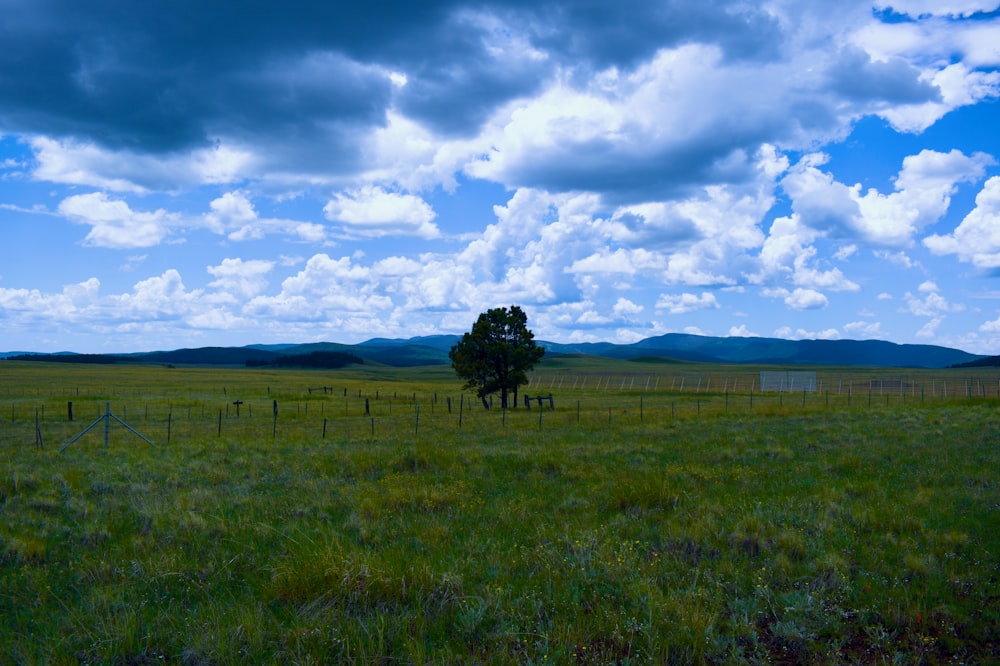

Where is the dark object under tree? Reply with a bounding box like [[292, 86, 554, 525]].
[[449, 305, 545, 409]]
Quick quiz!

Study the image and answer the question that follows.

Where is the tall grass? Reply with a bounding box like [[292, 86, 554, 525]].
[[1, 361, 998, 663]]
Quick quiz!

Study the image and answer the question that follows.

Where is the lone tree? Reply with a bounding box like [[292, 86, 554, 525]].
[[449, 305, 545, 409]]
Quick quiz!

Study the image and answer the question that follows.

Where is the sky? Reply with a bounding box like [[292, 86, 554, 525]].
[[1, 1, 1000, 355]]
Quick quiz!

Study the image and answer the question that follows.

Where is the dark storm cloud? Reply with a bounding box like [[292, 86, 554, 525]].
[[0, 0, 972, 199], [0, 1, 786, 155], [828, 47, 940, 104], [0, 1, 464, 156], [505, 136, 766, 205], [519, 0, 783, 68]]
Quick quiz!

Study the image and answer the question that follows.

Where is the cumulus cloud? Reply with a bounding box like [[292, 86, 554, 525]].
[[904, 282, 963, 316], [205, 191, 325, 242], [728, 324, 758, 337], [924, 176, 1000, 268], [655, 292, 721, 315], [2, 2, 999, 352], [57, 193, 178, 248], [773, 326, 840, 340], [0, 278, 100, 323], [782, 149, 993, 246], [844, 320, 884, 338], [31, 137, 256, 192], [980, 315, 1000, 333], [324, 187, 440, 239], [112, 270, 202, 318], [0, 1, 978, 201], [246, 253, 393, 322], [764, 287, 829, 310], [206, 258, 275, 299], [757, 214, 860, 292], [612, 297, 644, 317]]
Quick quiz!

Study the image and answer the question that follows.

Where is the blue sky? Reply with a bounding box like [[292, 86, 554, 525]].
[[1, 1, 1000, 354]]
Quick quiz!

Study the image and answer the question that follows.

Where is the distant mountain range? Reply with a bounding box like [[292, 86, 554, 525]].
[[0, 333, 986, 368]]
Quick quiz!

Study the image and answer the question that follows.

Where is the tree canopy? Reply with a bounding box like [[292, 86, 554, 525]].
[[449, 305, 544, 409]]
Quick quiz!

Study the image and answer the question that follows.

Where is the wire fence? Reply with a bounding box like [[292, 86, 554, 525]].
[[524, 369, 1000, 399], [3, 367, 999, 450]]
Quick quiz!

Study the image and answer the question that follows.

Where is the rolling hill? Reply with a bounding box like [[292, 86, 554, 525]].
[[1, 333, 984, 368]]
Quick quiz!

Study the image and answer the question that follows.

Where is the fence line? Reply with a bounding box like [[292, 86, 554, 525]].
[[6, 376, 999, 450]]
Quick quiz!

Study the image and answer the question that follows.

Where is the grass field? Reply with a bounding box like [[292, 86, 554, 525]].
[[1, 360, 999, 664]]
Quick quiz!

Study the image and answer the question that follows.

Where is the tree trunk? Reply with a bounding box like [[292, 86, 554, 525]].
[[501, 386, 509, 410]]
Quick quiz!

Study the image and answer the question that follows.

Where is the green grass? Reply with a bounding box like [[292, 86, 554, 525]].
[[1, 361, 999, 663]]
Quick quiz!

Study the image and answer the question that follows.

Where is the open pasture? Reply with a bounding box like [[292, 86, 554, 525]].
[[1, 359, 999, 664]]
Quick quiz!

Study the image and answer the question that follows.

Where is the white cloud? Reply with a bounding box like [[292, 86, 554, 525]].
[[783, 149, 993, 247], [757, 214, 860, 291], [245, 253, 392, 321], [904, 286, 963, 317], [568, 248, 663, 276], [834, 244, 857, 260], [655, 292, 720, 315], [874, 249, 919, 269], [916, 316, 944, 338], [773, 326, 840, 340], [185, 309, 250, 330], [4, 4, 1000, 354], [32, 137, 256, 192], [612, 297, 644, 317], [0, 279, 100, 324], [113, 270, 203, 318], [206, 258, 275, 299], [205, 191, 326, 242], [728, 324, 758, 337], [879, 64, 1000, 132], [781, 288, 828, 310], [323, 186, 440, 239], [204, 191, 257, 232], [845, 320, 884, 338], [924, 176, 1000, 268], [57, 193, 178, 248]]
